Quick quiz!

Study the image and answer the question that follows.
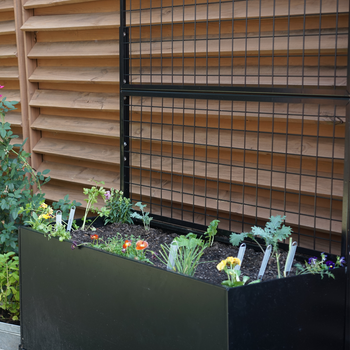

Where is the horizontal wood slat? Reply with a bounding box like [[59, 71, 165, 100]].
[[23, 0, 98, 9], [0, 66, 18, 79], [4, 112, 22, 126], [28, 40, 118, 59], [21, 12, 119, 31], [0, 0, 13, 12], [38, 160, 120, 188], [29, 89, 118, 111], [0, 44, 17, 58], [0, 20, 15, 35], [32, 115, 118, 138], [33, 138, 119, 165], [29, 66, 118, 84]]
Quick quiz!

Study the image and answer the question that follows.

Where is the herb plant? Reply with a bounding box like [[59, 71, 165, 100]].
[[0, 87, 50, 253], [204, 219, 219, 246], [130, 202, 153, 231], [216, 257, 249, 287], [104, 189, 133, 225], [295, 253, 345, 279], [81, 181, 109, 230], [158, 233, 207, 277], [0, 252, 20, 321], [230, 215, 292, 278], [52, 195, 81, 221]]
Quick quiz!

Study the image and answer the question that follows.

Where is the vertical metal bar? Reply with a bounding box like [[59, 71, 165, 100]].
[[342, 103, 350, 349], [119, 0, 130, 197]]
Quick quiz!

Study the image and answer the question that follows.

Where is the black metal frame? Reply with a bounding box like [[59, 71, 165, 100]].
[[119, 2, 350, 346]]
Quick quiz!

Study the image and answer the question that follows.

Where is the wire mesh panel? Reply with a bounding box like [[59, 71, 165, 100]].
[[124, 0, 349, 94], [125, 95, 346, 254]]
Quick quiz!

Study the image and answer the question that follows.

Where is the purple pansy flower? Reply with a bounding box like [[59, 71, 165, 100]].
[[339, 256, 346, 267], [325, 260, 335, 270], [308, 257, 318, 265]]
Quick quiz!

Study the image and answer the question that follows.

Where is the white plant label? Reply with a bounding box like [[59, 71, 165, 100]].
[[258, 245, 272, 280], [285, 241, 297, 275], [167, 241, 179, 271], [56, 210, 62, 226], [67, 206, 76, 232], [235, 243, 246, 270]]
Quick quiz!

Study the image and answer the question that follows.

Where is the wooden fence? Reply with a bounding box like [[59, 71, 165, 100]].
[[0, 0, 349, 254]]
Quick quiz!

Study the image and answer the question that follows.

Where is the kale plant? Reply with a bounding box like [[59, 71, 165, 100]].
[[130, 202, 153, 231], [230, 215, 292, 278]]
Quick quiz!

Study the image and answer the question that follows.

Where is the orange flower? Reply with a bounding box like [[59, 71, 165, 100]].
[[136, 240, 148, 250], [91, 234, 99, 240], [123, 240, 132, 249]]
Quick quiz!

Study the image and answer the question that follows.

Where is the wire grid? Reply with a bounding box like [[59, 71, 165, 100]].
[[126, 96, 345, 254], [125, 0, 349, 92]]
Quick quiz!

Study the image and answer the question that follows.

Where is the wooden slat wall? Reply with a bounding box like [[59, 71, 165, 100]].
[[0, 0, 348, 253], [20, 0, 119, 210]]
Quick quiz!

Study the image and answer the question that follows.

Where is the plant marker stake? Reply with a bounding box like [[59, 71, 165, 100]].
[[67, 206, 76, 232], [285, 241, 297, 276], [56, 210, 62, 226], [167, 240, 179, 271], [234, 243, 246, 270], [258, 245, 272, 280]]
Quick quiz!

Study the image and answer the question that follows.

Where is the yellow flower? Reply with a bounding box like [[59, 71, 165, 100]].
[[226, 257, 241, 267], [217, 259, 227, 271], [40, 203, 48, 209], [48, 207, 53, 215], [42, 214, 50, 220]]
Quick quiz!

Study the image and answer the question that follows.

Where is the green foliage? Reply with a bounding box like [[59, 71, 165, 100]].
[[130, 202, 153, 231], [158, 233, 207, 277], [0, 252, 20, 321], [104, 189, 133, 225], [230, 216, 292, 279], [52, 195, 81, 221], [81, 181, 107, 230], [204, 219, 219, 246], [0, 94, 50, 253], [87, 233, 152, 264]]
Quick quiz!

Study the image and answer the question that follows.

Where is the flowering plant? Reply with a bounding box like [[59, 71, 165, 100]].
[[217, 257, 249, 287], [295, 253, 345, 279], [103, 188, 133, 225], [0, 86, 50, 253], [84, 233, 151, 263]]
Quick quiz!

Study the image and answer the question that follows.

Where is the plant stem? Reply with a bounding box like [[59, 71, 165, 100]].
[[276, 252, 281, 279]]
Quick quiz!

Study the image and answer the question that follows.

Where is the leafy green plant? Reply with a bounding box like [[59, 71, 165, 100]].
[[0, 87, 50, 253], [0, 252, 20, 321], [104, 189, 133, 225], [130, 202, 153, 231], [83, 233, 152, 263], [52, 195, 81, 221], [295, 253, 345, 279], [158, 233, 207, 277], [20, 202, 72, 242], [81, 181, 109, 231], [204, 219, 219, 246], [230, 215, 292, 278], [216, 257, 249, 287]]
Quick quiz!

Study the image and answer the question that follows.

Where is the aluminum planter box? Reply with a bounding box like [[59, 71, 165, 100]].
[[19, 227, 346, 350]]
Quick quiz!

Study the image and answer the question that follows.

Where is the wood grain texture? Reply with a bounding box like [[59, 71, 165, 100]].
[[21, 12, 119, 31], [0, 0, 14, 12], [4, 112, 22, 126], [1, 89, 20, 102], [33, 138, 119, 164], [31, 115, 119, 138], [0, 44, 17, 58], [37, 160, 120, 189], [24, 0, 98, 9], [29, 89, 119, 111], [0, 66, 18, 79], [28, 40, 118, 58], [0, 20, 15, 35], [29, 66, 118, 84]]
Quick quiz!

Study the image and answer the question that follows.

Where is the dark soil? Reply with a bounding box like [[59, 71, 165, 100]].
[[71, 223, 297, 286]]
